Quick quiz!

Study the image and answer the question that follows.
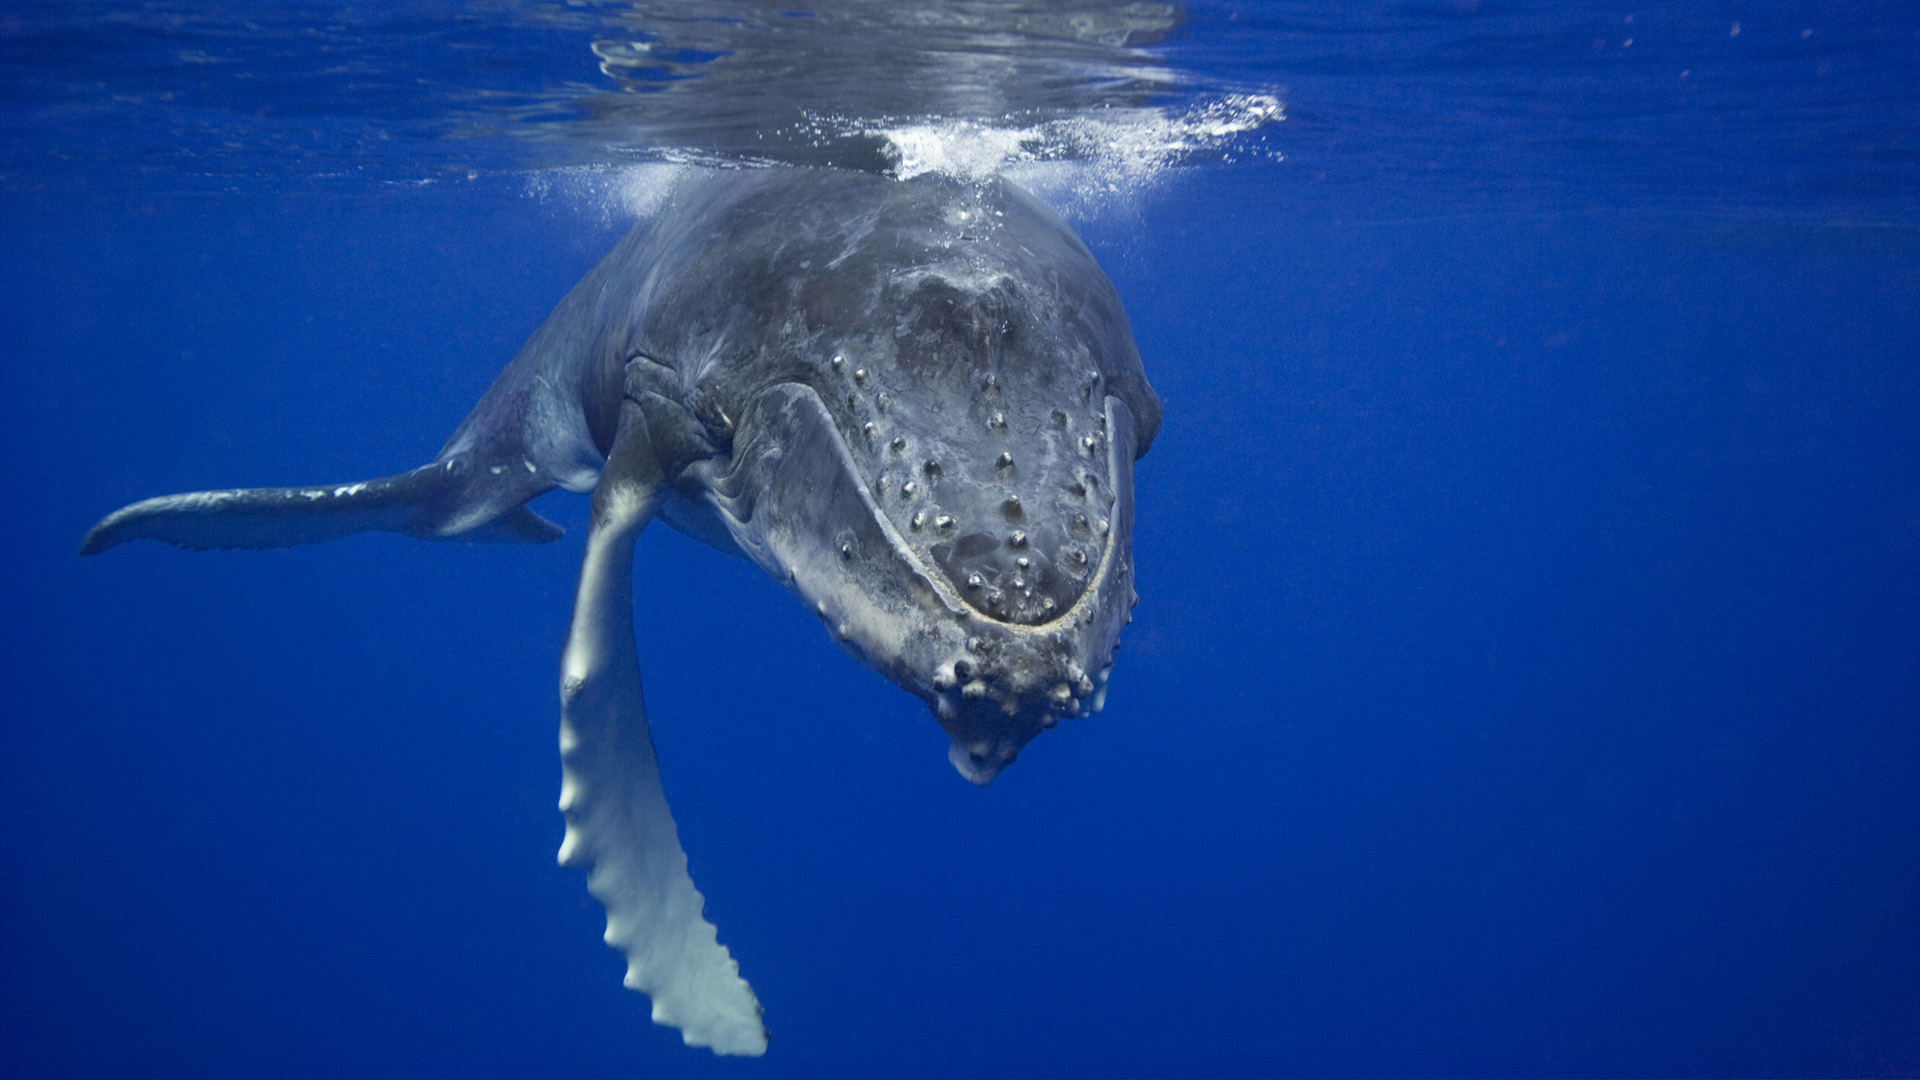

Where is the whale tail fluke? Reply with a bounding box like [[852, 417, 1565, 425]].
[[79, 462, 563, 555]]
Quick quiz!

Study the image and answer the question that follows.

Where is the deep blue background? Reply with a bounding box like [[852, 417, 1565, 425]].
[[3, 4, 1919, 1074]]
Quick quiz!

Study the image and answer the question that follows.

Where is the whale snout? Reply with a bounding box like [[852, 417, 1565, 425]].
[[715, 382, 1142, 787], [928, 522, 1083, 627], [881, 381, 1122, 629], [910, 395, 1140, 784]]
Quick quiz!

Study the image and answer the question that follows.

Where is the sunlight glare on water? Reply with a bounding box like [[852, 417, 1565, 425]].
[[542, 91, 1284, 225], [861, 94, 1281, 209]]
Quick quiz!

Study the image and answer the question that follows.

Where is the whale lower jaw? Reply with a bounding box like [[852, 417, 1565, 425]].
[[702, 382, 1139, 782], [948, 740, 1006, 785]]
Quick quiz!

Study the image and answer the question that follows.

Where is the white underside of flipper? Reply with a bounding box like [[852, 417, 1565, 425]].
[[556, 411, 767, 1057]]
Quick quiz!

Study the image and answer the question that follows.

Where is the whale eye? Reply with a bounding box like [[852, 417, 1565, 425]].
[[690, 393, 735, 444]]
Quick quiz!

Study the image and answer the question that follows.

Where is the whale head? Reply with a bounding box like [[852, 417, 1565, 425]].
[[658, 172, 1160, 783]]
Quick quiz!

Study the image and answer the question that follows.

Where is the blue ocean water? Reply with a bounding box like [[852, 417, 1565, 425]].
[[2, 2, 1917, 1077]]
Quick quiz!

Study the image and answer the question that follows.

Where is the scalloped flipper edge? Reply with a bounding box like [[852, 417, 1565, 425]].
[[555, 409, 766, 1057]]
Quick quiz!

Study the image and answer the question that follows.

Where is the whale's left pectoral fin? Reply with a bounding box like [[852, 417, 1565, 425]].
[[78, 463, 563, 554], [556, 403, 767, 1057]]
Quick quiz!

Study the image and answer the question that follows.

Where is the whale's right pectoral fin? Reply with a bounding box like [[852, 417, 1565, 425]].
[[79, 462, 563, 555], [556, 402, 767, 1057]]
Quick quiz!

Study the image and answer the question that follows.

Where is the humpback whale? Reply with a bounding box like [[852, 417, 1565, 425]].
[[81, 166, 1160, 1055]]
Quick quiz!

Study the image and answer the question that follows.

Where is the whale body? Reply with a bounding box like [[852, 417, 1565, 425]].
[[82, 166, 1160, 1055]]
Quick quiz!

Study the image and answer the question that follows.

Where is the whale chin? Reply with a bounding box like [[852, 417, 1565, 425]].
[[947, 739, 1012, 786]]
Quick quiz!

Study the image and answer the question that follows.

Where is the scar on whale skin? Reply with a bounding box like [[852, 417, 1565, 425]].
[[80, 165, 1159, 1056]]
